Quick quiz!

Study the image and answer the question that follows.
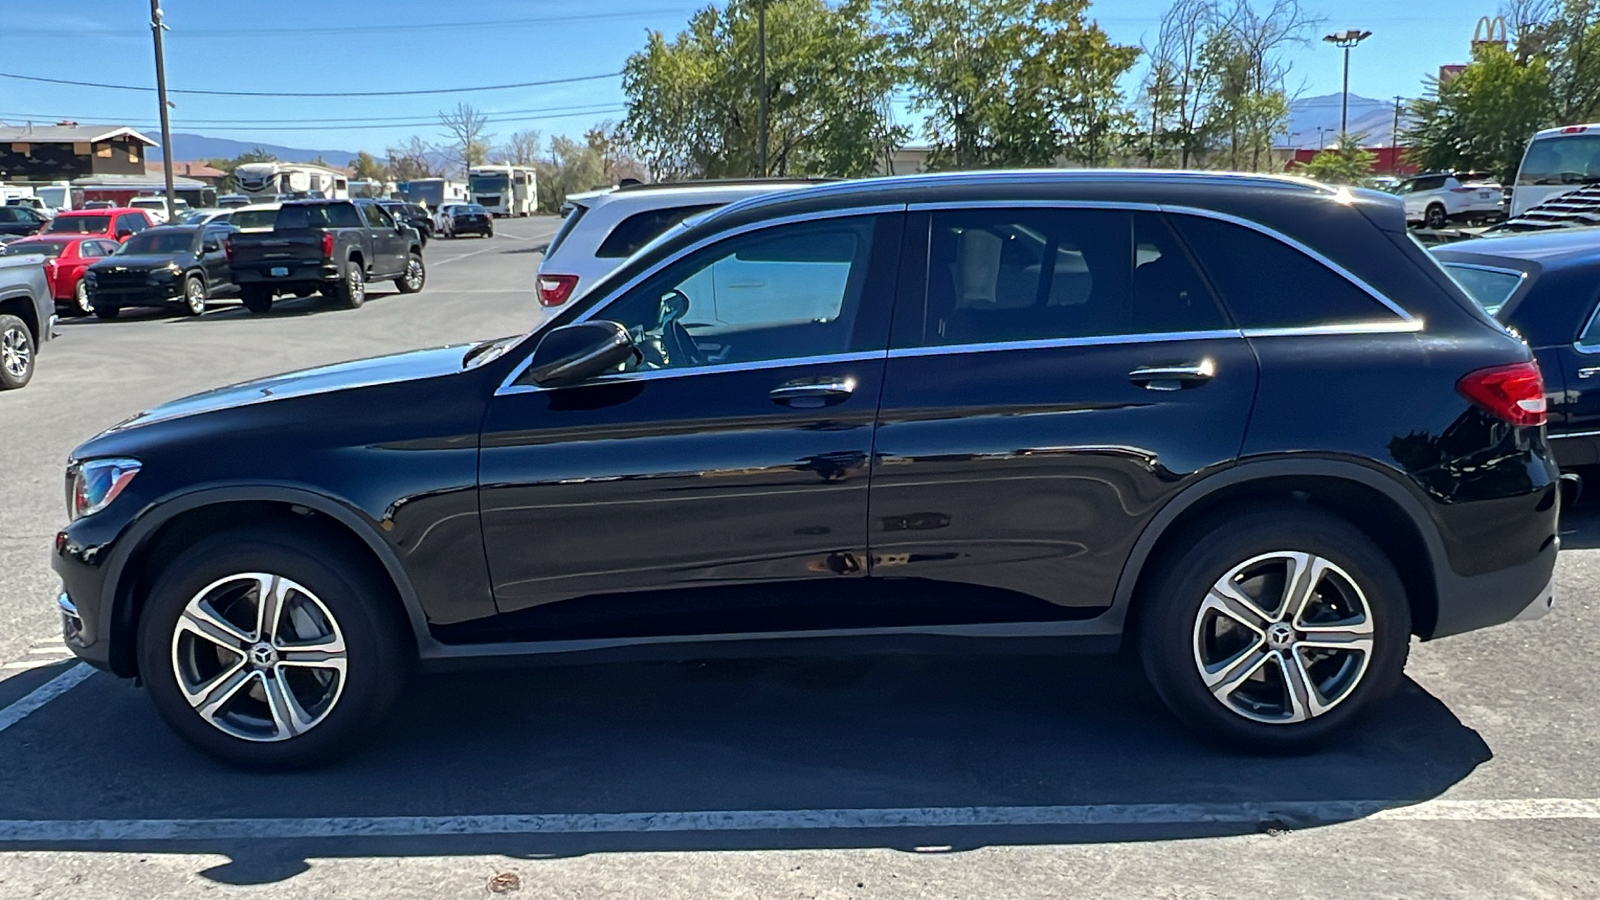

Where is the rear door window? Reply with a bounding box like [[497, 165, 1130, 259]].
[[596, 204, 722, 259], [1168, 214, 1405, 329]]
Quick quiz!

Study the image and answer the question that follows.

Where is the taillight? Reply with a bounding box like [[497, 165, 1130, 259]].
[[223, 237, 233, 261], [320, 232, 334, 258], [1458, 361, 1547, 427], [537, 274, 578, 307]]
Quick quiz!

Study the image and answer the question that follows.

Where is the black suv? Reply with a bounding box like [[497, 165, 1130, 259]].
[[52, 171, 1559, 768]]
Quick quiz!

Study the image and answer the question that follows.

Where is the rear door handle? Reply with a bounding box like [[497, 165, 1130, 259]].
[[1579, 367, 1600, 380], [1128, 360, 1215, 391], [770, 377, 857, 408]]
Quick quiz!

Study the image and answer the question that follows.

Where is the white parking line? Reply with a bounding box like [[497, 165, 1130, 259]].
[[0, 663, 95, 735], [0, 798, 1595, 842]]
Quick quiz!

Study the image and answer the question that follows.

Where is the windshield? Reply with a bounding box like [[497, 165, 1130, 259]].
[[229, 208, 278, 229], [469, 175, 509, 192], [121, 232, 196, 255], [1518, 134, 1600, 185], [45, 215, 111, 234], [1441, 263, 1526, 315], [1, 241, 66, 258]]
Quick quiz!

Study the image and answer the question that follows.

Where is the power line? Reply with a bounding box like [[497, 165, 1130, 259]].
[[0, 102, 623, 126], [0, 107, 627, 134], [0, 70, 620, 98], [4, 7, 695, 38]]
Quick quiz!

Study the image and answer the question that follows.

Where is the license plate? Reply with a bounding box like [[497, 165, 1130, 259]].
[[270, 266, 289, 277], [1479, 191, 1492, 199]]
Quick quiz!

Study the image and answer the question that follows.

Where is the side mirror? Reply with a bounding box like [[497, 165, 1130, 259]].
[[202, 241, 220, 253], [525, 321, 640, 387]]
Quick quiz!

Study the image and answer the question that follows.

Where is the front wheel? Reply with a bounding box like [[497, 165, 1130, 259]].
[[1137, 505, 1410, 753], [395, 253, 425, 294], [179, 275, 206, 316], [137, 528, 411, 769]]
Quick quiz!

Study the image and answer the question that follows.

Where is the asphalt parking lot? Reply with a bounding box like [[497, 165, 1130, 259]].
[[1, 214, 1598, 899]]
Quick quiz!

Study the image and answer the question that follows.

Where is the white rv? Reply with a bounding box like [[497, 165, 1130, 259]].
[[233, 162, 350, 202], [467, 165, 536, 217]]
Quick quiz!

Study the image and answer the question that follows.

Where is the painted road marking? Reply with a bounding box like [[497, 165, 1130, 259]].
[[0, 663, 95, 735], [0, 798, 1596, 842]]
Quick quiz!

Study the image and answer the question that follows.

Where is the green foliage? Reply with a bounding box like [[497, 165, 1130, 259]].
[[350, 151, 389, 183], [619, 0, 904, 179], [881, 0, 1140, 168], [1405, 44, 1553, 184], [1527, 0, 1600, 123], [1299, 134, 1377, 184]]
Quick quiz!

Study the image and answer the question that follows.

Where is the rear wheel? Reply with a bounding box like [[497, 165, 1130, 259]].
[[395, 253, 425, 294], [73, 280, 94, 315], [335, 264, 366, 309], [1138, 506, 1410, 753], [0, 314, 33, 390], [1424, 203, 1448, 229], [240, 285, 273, 315], [137, 528, 411, 769]]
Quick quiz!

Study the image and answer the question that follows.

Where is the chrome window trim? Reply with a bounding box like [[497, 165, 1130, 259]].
[[885, 329, 1245, 359], [1575, 300, 1600, 354], [1241, 320, 1425, 338], [1156, 204, 1417, 322], [496, 350, 889, 396], [497, 203, 906, 395], [1550, 429, 1600, 440], [906, 199, 1162, 212]]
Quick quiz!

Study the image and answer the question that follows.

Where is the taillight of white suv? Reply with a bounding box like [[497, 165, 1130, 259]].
[[537, 274, 578, 307]]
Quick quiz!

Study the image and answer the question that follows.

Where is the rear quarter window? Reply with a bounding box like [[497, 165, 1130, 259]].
[[595, 204, 722, 259], [1168, 214, 1405, 329], [544, 204, 588, 257], [1439, 264, 1525, 315]]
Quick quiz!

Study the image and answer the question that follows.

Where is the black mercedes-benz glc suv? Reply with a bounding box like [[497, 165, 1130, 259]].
[[52, 171, 1559, 768]]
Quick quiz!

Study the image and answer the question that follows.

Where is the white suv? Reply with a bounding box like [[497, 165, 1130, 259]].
[[1397, 172, 1504, 229], [536, 180, 826, 308]]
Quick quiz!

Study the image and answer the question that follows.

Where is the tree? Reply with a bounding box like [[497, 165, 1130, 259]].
[[620, 0, 904, 179], [882, 0, 1138, 169], [350, 151, 389, 183], [1536, 0, 1600, 123], [498, 130, 541, 166], [385, 136, 441, 181], [1298, 133, 1377, 184], [1405, 44, 1553, 183], [438, 102, 492, 174]]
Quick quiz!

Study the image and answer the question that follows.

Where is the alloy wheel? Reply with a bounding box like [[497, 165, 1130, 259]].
[[75, 280, 94, 314], [348, 268, 365, 303], [170, 572, 348, 742], [0, 324, 31, 380], [404, 258, 423, 291], [1192, 551, 1373, 725], [184, 278, 206, 315]]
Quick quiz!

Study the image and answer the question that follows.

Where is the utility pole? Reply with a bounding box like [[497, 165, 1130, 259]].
[[1322, 29, 1373, 141], [149, 0, 177, 214], [757, 0, 769, 178], [1391, 95, 1404, 173]]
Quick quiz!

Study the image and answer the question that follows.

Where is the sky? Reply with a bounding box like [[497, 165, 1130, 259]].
[[0, 0, 1505, 156]]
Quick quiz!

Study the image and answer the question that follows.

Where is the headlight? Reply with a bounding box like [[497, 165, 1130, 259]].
[[66, 458, 141, 521], [165, 261, 182, 273]]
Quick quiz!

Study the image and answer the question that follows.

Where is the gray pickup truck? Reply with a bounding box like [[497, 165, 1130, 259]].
[[227, 199, 426, 315], [0, 254, 51, 390]]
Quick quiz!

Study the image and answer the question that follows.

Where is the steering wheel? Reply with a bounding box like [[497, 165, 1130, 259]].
[[642, 289, 705, 368]]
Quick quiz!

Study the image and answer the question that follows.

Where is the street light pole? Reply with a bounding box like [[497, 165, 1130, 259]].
[[757, 1, 768, 178], [149, 0, 176, 214], [1322, 29, 1373, 142]]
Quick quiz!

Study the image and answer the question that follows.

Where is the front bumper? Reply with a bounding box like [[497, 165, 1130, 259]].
[[88, 281, 183, 309]]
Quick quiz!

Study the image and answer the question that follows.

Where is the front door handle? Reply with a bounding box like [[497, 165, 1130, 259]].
[[1128, 360, 1215, 391], [1579, 367, 1600, 380], [770, 376, 857, 408]]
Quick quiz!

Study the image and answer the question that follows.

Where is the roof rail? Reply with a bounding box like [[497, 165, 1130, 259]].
[[614, 177, 840, 192]]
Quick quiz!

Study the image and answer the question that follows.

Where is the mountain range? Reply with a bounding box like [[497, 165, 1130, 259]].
[[167, 93, 1410, 165]]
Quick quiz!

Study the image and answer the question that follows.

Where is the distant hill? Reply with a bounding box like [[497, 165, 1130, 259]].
[[169, 133, 359, 167], [1284, 93, 1411, 149]]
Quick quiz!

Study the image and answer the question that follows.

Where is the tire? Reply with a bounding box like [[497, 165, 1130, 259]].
[[93, 306, 120, 320], [395, 253, 425, 294], [1424, 203, 1448, 229], [334, 263, 366, 309], [73, 279, 94, 316], [136, 527, 411, 769], [1137, 504, 1410, 753], [241, 285, 274, 315], [179, 275, 206, 316], [0, 313, 34, 390]]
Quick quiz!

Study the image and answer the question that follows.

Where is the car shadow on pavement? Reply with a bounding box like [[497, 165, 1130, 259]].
[[0, 649, 1491, 885], [162, 291, 404, 322], [1558, 504, 1600, 550]]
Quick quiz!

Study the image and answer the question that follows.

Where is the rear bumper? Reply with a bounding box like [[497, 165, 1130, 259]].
[[233, 262, 339, 285], [1429, 531, 1559, 638]]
